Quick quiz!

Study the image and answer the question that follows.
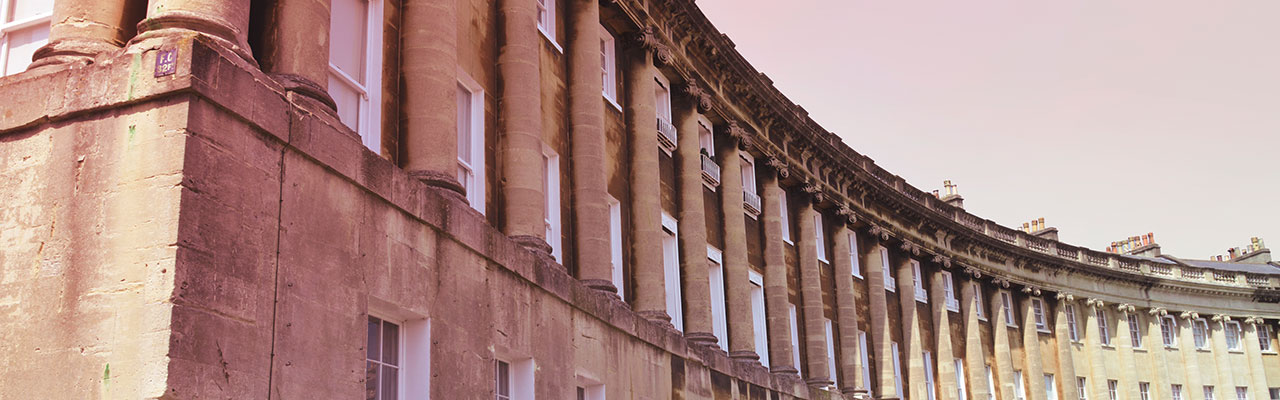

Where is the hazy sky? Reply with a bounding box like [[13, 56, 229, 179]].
[[697, 0, 1279, 259]]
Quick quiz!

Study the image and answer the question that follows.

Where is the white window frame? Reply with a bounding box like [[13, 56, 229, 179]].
[[892, 342, 904, 396], [789, 304, 802, 370], [859, 332, 872, 396], [1205, 385, 1216, 400], [1033, 298, 1049, 333], [1107, 380, 1119, 400], [779, 192, 793, 244], [495, 357, 535, 400], [1014, 370, 1027, 400], [0, 0, 51, 76], [654, 74, 674, 156], [1194, 318, 1209, 349], [328, 0, 384, 151], [825, 318, 838, 389], [698, 117, 714, 158], [1226, 321, 1242, 351], [1098, 308, 1112, 347], [924, 351, 937, 400], [881, 247, 896, 292], [1046, 374, 1059, 400], [955, 358, 967, 400], [1067, 304, 1080, 342], [707, 245, 728, 352], [749, 271, 770, 367], [1161, 316, 1178, 348], [849, 233, 863, 278], [535, 0, 559, 51], [1079, 377, 1089, 400], [1140, 382, 1151, 400], [741, 152, 759, 219], [1172, 384, 1183, 400], [912, 260, 927, 303], [599, 24, 618, 108], [608, 196, 623, 299], [1002, 291, 1017, 327], [542, 145, 562, 261], [1128, 313, 1143, 349], [975, 283, 987, 320], [942, 271, 958, 312], [661, 213, 682, 332], [457, 71, 486, 214], [1260, 324, 1274, 353], [814, 212, 826, 261], [1237, 387, 1248, 400], [986, 365, 997, 400], [367, 314, 405, 400], [575, 379, 605, 400]]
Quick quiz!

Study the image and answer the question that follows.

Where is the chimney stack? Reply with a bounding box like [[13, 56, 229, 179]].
[[940, 180, 965, 209]]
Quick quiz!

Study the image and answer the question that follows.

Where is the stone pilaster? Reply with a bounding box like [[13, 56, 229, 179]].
[[1241, 317, 1270, 399], [962, 272, 990, 400], [401, 0, 464, 192], [832, 226, 862, 393], [1083, 299, 1110, 400], [1209, 315, 1235, 392], [1177, 312, 1206, 400], [898, 256, 926, 400], [31, 0, 143, 71], [867, 243, 896, 398], [1053, 294, 1080, 399], [567, 0, 615, 293], [1115, 304, 1140, 400], [672, 89, 713, 344], [1144, 308, 1172, 400], [1020, 291, 1046, 400], [931, 267, 957, 400], [626, 32, 667, 324], [720, 142, 756, 361], [256, 0, 338, 113], [991, 281, 1017, 400], [797, 202, 831, 386], [761, 174, 797, 375], [130, 0, 256, 64]]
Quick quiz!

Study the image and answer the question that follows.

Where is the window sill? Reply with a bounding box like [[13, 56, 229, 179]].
[[539, 27, 563, 53], [947, 307, 960, 313], [604, 94, 622, 112], [1036, 328, 1052, 335], [1228, 350, 1244, 354], [783, 238, 795, 246], [978, 316, 989, 322], [1163, 345, 1179, 350], [1133, 347, 1147, 353], [852, 273, 864, 280], [1260, 350, 1277, 355], [1101, 344, 1116, 349], [1196, 348, 1212, 352], [1006, 323, 1019, 329]]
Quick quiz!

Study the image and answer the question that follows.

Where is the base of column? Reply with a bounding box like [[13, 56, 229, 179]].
[[728, 350, 761, 361], [409, 170, 467, 201], [509, 234, 553, 256], [27, 39, 120, 73], [770, 366, 799, 375], [804, 378, 834, 387], [636, 310, 673, 328], [131, 11, 257, 67], [580, 279, 619, 295], [842, 387, 869, 396], [684, 332, 718, 346], [271, 73, 338, 113]]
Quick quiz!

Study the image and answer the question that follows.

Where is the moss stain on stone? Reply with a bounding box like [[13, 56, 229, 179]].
[[128, 53, 141, 101], [102, 363, 109, 386]]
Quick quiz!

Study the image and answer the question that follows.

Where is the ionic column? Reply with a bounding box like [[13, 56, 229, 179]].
[[898, 255, 926, 400], [1145, 308, 1173, 400], [499, 0, 549, 255], [931, 267, 957, 400], [31, 0, 143, 71], [673, 86, 713, 344], [1115, 304, 1140, 400], [866, 242, 896, 398], [1177, 312, 1206, 400], [1053, 294, 1080, 399], [567, 0, 614, 293], [797, 202, 831, 386], [832, 226, 862, 394], [1083, 299, 1111, 400], [1241, 317, 1270, 399], [720, 141, 756, 361], [130, 0, 256, 64], [1020, 291, 1047, 400], [626, 31, 667, 324], [762, 173, 797, 375], [1209, 315, 1236, 392], [402, 0, 463, 194], [991, 282, 1017, 400], [962, 273, 991, 400]]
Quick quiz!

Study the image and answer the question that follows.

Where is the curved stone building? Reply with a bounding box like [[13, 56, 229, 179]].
[[0, 0, 1276, 398]]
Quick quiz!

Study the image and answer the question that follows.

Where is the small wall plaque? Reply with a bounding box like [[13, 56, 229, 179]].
[[155, 48, 177, 77]]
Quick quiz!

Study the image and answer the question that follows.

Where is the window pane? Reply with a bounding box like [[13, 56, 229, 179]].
[[457, 84, 472, 164], [329, 0, 368, 81], [496, 361, 510, 396], [329, 77, 363, 131], [7, 0, 53, 23], [3, 24, 50, 76], [382, 321, 399, 366], [381, 365, 398, 400], [365, 361, 380, 400], [367, 317, 381, 360]]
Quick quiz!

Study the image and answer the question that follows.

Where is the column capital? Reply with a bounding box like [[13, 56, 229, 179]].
[[1055, 292, 1075, 302], [963, 265, 983, 279], [835, 203, 858, 225], [726, 120, 753, 150], [764, 153, 790, 179], [931, 254, 952, 268], [991, 276, 1011, 289], [1085, 298, 1105, 308], [632, 26, 673, 65], [1179, 311, 1200, 320], [680, 79, 714, 113], [1211, 314, 1233, 323], [1242, 316, 1265, 325], [868, 223, 892, 241], [800, 178, 825, 204], [1116, 303, 1136, 314], [898, 239, 921, 256], [1147, 307, 1168, 317], [1020, 285, 1041, 297]]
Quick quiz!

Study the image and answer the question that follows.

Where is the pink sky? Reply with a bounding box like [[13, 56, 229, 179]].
[[698, 0, 1280, 259]]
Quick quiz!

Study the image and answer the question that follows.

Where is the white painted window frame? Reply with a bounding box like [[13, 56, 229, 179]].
[[1204, 385, 1216, 400], [1193, 318, 1209, 349], [1002, 291, 1017, 327], [986, 365, 997, 400], [707, 245, 728, 352], [1014, 370, 1027, 400], [881, 247, 896, 292], [975, 283, 987, 320], [367, 314, 406, 400], [825, 318, 838, 389], [1237, 387, 1248, 400], [1098, 308, 1112, 346], [542, 145, 562, 261], [1033, 298, 1049, 333], [912, 260, 927, 303], [942, 270, 958, 312], [1171, 384, 1183, 400], [457, 70, 486, 214], [1225, 321, 1242, 351], [1066, 304, 1080, 342], [789, 303, 802, 370], [741, 152, 758, 219], [1046, 374, 1059, 400], [892, 342, 904, 396], [698, 116, 714, 157], [1161, 315, 1178, 348], [1128, 313, 1143, 348], [849, 233, 862, 278], [654, 73, 674, 156], [1107, 380, 1119, 400], [814, 212, 826, 261], [749, 271, 769, 367], [661, 213, 682, 332], [1260, 324, 1273, 353], [535, 0, 560, 52], [495, 356, 535, 400], [1139, 382, 1151, 400], [955, 358, 967, 400], [599, 24, 618, 108], [1079, 377, 1089, 400], [779, 193, 793, 244], [328, 0, 384, 151], [859, 331, 872, 396], [923, 351, 937, 400], [608, 196, 623, 299], [0, 0, 51, 76]]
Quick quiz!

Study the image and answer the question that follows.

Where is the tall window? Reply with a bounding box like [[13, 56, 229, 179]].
[[1160, 316, 1178, 347], [654, 75, 674, 154], [661, 214, 682, 331], [849, 233, 862, 278], [1194, 319, 1209, 349], [912, 260, 927, 303], [779, 193, 792, 244], [1237, 387, 1249, 400], [1139, 382, 1151, 400], [923, 351, 937, 400], [495, 358, 534, 400], [942, 271, 958, 312], [1107, 380, 1119, 400], [814, 213, 827, 262], [789, 304, 801, 370], [1128, 313, 1143, 348], [1226, 321, 1242, 351], [986, 365, 997, 400], [955, 359, 967, 400], [608, 196, 623, 298], [1014, 370, 1027, 400], [1078, 377, 1088, 400], [858, 331, 872, 396], [330, 0, 384, 150], [1172, 384, 1183, 400], [881, 247, 896, 292], [1066, 304, 1080, 342], [825, 319, 838, 388], [542, 146, 562, 261], [697, 118, 714, 158], [457, 75, 486, 213], [1268, 387, 1278, 400], [1002, 292, 1017, 327], [1260, 325, 1274, 352], [749, 271, 770, 367], [495, 360, 511, 400], [535, 0, 555, 43], [0, 0, 50, 76], [576, 384, 604, 400], [1032, 298, 1048, 332], [707, 246, 727, 351], [975, 283, 986, 320], [1098, 308, 1112, 346], [367, 316, 400, 400], [599, 25, 617, 104], [1204, 386, 1215, 400], [1046, 374, 1058, 400], [892, 342, 904, 396], [742, 153, 759, 218]]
